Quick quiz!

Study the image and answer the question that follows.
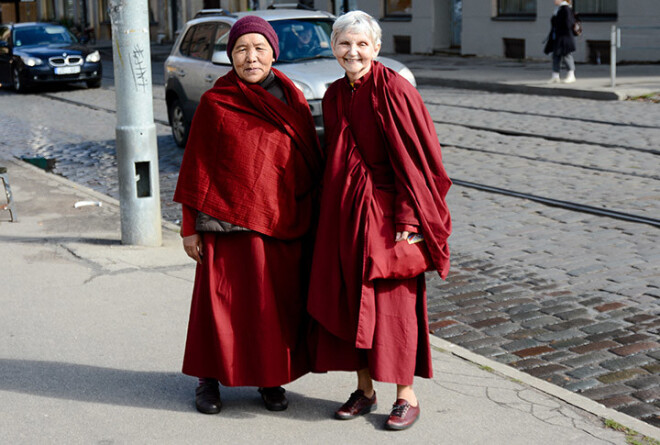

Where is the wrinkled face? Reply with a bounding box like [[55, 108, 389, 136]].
[[332, 30, 381, 82], [232, 33, 274, 84]]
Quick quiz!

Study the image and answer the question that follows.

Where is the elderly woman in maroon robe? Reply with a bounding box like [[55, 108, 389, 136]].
[[307, 11, 451, 430], [174, 16, 322, 415]]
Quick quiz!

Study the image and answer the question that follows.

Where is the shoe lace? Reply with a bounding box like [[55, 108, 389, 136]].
[[390, 402, 409, 418], [342, 391, 366, 409]]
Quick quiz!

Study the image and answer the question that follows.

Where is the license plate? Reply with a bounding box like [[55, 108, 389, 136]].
[[54, 66, 81, 75]]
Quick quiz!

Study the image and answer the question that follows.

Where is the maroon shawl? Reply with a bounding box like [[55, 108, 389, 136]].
[[174, 68, 322, 240], [307, 61, 451, 347]]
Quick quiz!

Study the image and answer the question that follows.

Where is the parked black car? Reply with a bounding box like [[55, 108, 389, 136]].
[[0, 22, 102, 92]]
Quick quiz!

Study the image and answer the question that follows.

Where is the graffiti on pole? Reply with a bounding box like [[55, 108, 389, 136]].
[[129, 44, 149, 92]]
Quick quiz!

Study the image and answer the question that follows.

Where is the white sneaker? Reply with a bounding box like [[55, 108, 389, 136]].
[[548, 74, 560, 84], [563, 72, 576, 83]]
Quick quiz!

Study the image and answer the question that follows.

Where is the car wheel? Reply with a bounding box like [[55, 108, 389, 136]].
[[86, 78, 102, 89], [12, 66, 26, 93], [169, 98, 189, 148]]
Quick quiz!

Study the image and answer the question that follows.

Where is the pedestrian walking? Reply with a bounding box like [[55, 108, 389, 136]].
[[306, 11, 452, 431], [173, 16, 322, 415], [544, 0, 578, 83]]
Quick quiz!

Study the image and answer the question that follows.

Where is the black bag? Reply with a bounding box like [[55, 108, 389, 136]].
[[572, 10, 583, 36]]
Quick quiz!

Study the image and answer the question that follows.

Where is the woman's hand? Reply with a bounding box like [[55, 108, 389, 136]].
[[183, 234, 203, 264], [395, 231, 410, 243]]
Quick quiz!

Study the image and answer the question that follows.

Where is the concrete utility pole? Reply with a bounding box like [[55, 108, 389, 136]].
[[109, 0, 162, 246]]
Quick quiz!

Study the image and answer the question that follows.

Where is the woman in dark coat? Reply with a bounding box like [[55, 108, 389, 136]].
[[174, 16, 322, 415], [544, 0, 577, 83]]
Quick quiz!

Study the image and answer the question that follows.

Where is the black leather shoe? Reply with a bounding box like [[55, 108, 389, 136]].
[[258, 386, 288, 411], [195, 379, 221, 414]]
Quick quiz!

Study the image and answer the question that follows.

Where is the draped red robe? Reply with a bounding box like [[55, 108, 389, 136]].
[[174, 68, 322, 387], [307, 62, 451, 384]]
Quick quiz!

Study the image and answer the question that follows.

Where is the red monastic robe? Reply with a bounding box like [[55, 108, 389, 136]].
[[174, 68, 322, 387], [307, 62, 451, 385]]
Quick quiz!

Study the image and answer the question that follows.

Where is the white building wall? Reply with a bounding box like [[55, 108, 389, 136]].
[[462, 0, 660, 62], [351, 0, 438, 54]]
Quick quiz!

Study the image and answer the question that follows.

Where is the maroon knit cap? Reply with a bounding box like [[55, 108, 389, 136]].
[[227, 16, 280, 61]]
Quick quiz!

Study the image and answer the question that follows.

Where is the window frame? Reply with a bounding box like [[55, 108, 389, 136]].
[[187, 23, 217, 61], [572, 0, 617, 20], [495, 0, 537, 19], [383, 0, 412, 21]]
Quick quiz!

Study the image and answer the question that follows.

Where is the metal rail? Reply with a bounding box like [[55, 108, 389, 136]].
[[452, 179, 660, 228]]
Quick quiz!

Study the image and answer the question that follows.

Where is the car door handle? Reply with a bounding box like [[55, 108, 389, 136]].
[[204, 75, 215, 83]]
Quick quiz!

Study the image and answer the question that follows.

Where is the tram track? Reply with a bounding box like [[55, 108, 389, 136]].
[[444, 143, 660, 181], [433, 119, 660, 156], [452, 178, 660, 229], [425, 101, 660, 130], [43, 92, 171, 127], [38, 91, 659, 228]]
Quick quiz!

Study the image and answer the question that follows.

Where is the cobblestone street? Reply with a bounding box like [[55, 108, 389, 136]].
[[1, 74, 658, 426]]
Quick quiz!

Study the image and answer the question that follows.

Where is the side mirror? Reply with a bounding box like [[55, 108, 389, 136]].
[[211, 50, 231, 65]]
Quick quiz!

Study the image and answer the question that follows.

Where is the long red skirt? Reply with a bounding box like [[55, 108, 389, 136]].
[[309, 275, 432, 386], [182, 231, 309, 387]]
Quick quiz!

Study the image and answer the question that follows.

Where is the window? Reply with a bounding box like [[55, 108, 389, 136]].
[[0, 26, 9, 55], [189, 24, 215, 59], [497, 0, 536, 17], [212, 22, 232, 53], [573, 0, 617, 18], [385, 0, 412, 18], [181, 23, 216, 60]]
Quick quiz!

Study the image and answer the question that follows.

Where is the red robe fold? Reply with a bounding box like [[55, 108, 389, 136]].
[[307, 62, 451, 383], [174, 68, 322, 240], [175, 69, 322, 387]]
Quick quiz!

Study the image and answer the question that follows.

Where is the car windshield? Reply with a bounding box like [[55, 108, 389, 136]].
[[270, 19, 334, 63], [13, 25, 78, 47]]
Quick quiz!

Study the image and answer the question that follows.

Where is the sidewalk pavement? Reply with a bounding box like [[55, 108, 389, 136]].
[[2, 136, 659, 443], [396, 52, 660, 101]]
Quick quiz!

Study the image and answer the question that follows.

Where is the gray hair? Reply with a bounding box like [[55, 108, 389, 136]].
[[331, 10, 382, 48]]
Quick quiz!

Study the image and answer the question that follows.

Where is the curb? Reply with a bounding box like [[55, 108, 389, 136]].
[[3, 155, 181, 235], [415, 76, 624, 101], [429, 335, 660, 441]]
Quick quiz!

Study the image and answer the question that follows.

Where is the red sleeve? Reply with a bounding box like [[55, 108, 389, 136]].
[[180, 204, 198, 237], [395, 172, 420, 231]]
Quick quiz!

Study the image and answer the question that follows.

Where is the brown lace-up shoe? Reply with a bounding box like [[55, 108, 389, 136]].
[[385, 399, 420, 430], [195, 379, 221, 414], [334, 390, 377, 420]]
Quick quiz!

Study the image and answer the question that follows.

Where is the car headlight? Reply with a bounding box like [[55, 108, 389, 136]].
[[20, 55, 43, 66], [86, 50, 101, 63], [398, 67, 417, 88], [292, 80, 314, 101]]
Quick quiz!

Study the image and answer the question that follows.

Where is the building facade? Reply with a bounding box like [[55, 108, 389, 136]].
[[2, 0, 658, 62], [462, 0, 660, 63]]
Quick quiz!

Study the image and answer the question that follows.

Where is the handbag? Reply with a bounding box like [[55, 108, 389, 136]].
[[364, 187, 433, 281], [571, 10, 583, 36]]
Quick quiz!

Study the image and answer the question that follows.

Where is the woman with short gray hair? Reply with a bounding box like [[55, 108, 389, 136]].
[[308, 10, 452, 431], [330, 9, 382, 48]]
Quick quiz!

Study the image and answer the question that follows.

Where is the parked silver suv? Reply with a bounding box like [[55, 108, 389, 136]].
[[164, 9, 416, 147]]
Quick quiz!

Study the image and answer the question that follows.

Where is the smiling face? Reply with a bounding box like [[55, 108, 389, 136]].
[[332, 30, 381, 83], [231, 33, 274, 84]]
